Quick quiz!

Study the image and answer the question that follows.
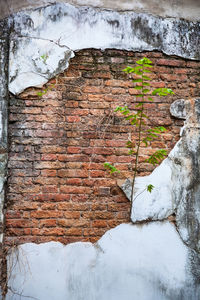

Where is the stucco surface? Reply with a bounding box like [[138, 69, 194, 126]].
[[6, 222, 199, 300], [9, 3, 200, 95], [1, 0, 200, 21], [121, 98, 200, 254]]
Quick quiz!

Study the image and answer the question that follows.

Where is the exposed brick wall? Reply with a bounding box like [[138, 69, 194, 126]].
[[5, 49, 200, 246]]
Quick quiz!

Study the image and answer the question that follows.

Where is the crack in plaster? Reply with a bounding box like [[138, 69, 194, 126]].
[[8, 2, 200, 95]]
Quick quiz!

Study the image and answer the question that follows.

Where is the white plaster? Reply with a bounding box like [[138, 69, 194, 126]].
[[9, 3, 200, 94], [0, 110, 3, 142], [1, 0, 200, 21], [120, 98, 200, 256], [121, 159, 174, 222], [170, 99, 187, 119], [6, 222, 195, 300], [9, 36, 74, 95]]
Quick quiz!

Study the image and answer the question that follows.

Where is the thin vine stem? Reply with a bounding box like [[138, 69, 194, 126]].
[[130, 65, 144, 213]]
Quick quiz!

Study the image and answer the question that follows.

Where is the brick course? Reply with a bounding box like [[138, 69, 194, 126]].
[[6, 49, 200, 246]]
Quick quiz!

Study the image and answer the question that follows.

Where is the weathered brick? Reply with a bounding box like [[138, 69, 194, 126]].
[[58, 169, 88, 178], [7, 48, 200, 247]]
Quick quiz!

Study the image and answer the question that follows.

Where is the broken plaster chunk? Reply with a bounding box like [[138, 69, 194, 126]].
[[9, 36, 74, 95], [170, 99, 186, 119], [120, 158, 175, 223]]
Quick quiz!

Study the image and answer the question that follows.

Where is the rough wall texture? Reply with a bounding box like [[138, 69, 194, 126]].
[[6, 49, 200, 246], [1, 1, 200, 299], [1, 0, 200, 21], [9, 3, 200, 96], [0, 18, 9, 297]]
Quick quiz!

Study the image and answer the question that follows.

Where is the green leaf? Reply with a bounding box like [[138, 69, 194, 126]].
[[148, 97, 153, 101], [126, 141, 133, 148], [134, 70, 143, 75], [136, 57, 152, 65], [135, 103, 143, 107], [135, 94, 144, 97], [128, 149, 135, 155], [37, 92, 43, 97], [143, 89, 150, 93], [158, 126, 167, 132], [146, 149, 167, 165], [126, 115, 135, 120], [147, 127, 166, 135], [122, 110, 130, 115], [143, 64, 153, 68], [142, 75, 151, 80], [152, 88, 175, 96], [114, 106, 121, 112], [134, 86, 143, 90], [104, 162, 120, 174], [141, 113, 148, 119], [147, 184, 154, 193], [123, 66, 135, 73], [132, 79, 143, 83], [143, 69, 152, 73], [131, 119, 137, 125]]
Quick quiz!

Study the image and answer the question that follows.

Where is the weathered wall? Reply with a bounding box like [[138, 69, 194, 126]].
[[6, 222, 200, 300], [1, 1, 200, 299], [1, 0, 200, 21], [0, 18, 9, 298], [7, 49, 196, 246]]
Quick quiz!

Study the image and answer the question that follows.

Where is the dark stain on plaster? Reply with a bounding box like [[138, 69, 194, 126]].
[[131, 16, 163, 49], [172, 100, 200, 255], [107, 19, 120, 28]]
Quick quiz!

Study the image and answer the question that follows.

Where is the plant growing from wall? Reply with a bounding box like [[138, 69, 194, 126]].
[[104, 57, 174, 208]]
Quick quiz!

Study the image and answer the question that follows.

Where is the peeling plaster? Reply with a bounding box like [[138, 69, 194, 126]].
[[120, 158, 174, 222], [120, 98, 200, 255], [1, 0, 200, 21], [9, 36, 74, 95], [6, 222, 200, 300], [0, 18, 9, 299], [8, 3, 200, 95]]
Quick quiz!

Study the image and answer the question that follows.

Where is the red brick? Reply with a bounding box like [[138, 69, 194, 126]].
[[66, 228, 83, 236], [58, 169, 88, 178], [157, 59, 186, 67], [7, 49, 197, 247], [67, 116, 81, 122], [40, 219, 57, 227], [30, 211, 63, 219], [60, 186, 91, 194], [34, 161, 65, 169], [41, 154, 57, 161], [67, 147, 81, 154], [92, 220, 107, 228], [41, 169, 57, 177]]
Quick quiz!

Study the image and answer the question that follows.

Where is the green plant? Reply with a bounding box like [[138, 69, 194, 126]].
[[40, 54, 49, 64], [37, 83, 55, 97], [104, 57, 174, 206]]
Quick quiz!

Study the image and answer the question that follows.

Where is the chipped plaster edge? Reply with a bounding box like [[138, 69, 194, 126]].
[[8, 2, 200, 95]]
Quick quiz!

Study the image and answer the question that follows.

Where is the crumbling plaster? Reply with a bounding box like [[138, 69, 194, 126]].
[[9, 3, 200, 95], [1, 1, 200, 299], [1, 0, 200, 21], [6, 222, 200, 300], [0, 17, 9, 300], [121, 99, 200, 254]]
